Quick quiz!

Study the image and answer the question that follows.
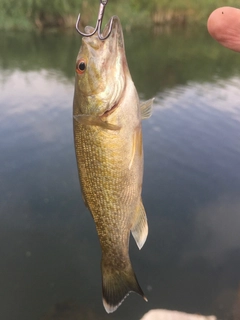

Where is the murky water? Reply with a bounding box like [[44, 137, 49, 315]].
[[1, 26, 240, 320]]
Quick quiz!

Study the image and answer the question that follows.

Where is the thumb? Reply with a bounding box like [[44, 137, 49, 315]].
[[207, 6, 240, 52]]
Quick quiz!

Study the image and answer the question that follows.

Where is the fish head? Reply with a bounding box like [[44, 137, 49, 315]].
[[74, 16, 129, 116]]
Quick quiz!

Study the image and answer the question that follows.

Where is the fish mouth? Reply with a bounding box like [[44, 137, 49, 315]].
[[83, 16, 124, 49], [103, 16, 123, 40], [81, 16, 126, 117]]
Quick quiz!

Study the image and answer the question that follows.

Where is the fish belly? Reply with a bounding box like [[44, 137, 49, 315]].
[[74, 122, 142, 234], [74, 120, 147, 313]]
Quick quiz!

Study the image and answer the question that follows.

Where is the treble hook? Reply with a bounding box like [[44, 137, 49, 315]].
[[76, 0, 114, 40]]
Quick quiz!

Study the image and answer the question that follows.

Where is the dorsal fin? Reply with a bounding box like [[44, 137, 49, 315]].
[[140, 98, 154, 119]]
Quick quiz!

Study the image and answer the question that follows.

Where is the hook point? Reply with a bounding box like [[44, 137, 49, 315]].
[[75, 0, 113, 40]]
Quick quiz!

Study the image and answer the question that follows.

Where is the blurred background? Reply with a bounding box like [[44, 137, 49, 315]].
[[1, 1, 240, 320], [0, 0, 240, 31]]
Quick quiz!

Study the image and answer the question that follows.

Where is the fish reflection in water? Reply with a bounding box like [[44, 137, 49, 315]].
[[73, 16, 153, 312]]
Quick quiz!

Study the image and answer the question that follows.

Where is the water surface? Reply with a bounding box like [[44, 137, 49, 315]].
[[1, 27, 240, 320]]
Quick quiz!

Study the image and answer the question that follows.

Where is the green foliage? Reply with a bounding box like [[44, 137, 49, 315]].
[[0, 0, 240, 30]]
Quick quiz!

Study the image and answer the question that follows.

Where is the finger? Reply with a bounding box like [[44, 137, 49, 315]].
[[207, 6, 240, 52]]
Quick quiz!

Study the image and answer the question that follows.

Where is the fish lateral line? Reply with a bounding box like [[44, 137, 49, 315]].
[[73, 114, 121, 130], [128, 125, 142, 170]]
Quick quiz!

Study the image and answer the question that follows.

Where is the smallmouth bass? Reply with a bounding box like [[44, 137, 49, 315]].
[[73, 16, 153, 313]]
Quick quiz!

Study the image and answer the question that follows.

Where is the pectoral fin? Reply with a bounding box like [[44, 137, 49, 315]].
[[129, 126, 142, 170], [140, 98, 154, 119], [73, 114, 121, 130], [131, 200, 148, 249]]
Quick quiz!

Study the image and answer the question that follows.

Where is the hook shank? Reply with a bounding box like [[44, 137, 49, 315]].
[[76, 0, 113, 40]]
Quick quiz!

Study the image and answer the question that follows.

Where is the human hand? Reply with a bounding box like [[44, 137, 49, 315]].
[[207, 6, 240, 52]]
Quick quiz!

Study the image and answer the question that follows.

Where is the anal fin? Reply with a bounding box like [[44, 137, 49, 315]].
[[131, 200, 148, 249]]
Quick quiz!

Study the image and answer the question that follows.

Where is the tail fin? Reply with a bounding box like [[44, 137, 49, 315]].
[[101, 256, 147, 313]]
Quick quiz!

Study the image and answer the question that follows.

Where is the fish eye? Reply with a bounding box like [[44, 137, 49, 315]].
[[76, 59, 86, 74]]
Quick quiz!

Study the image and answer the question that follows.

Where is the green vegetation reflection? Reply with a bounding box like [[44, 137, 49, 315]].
[[1, 26, 240, 97]]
